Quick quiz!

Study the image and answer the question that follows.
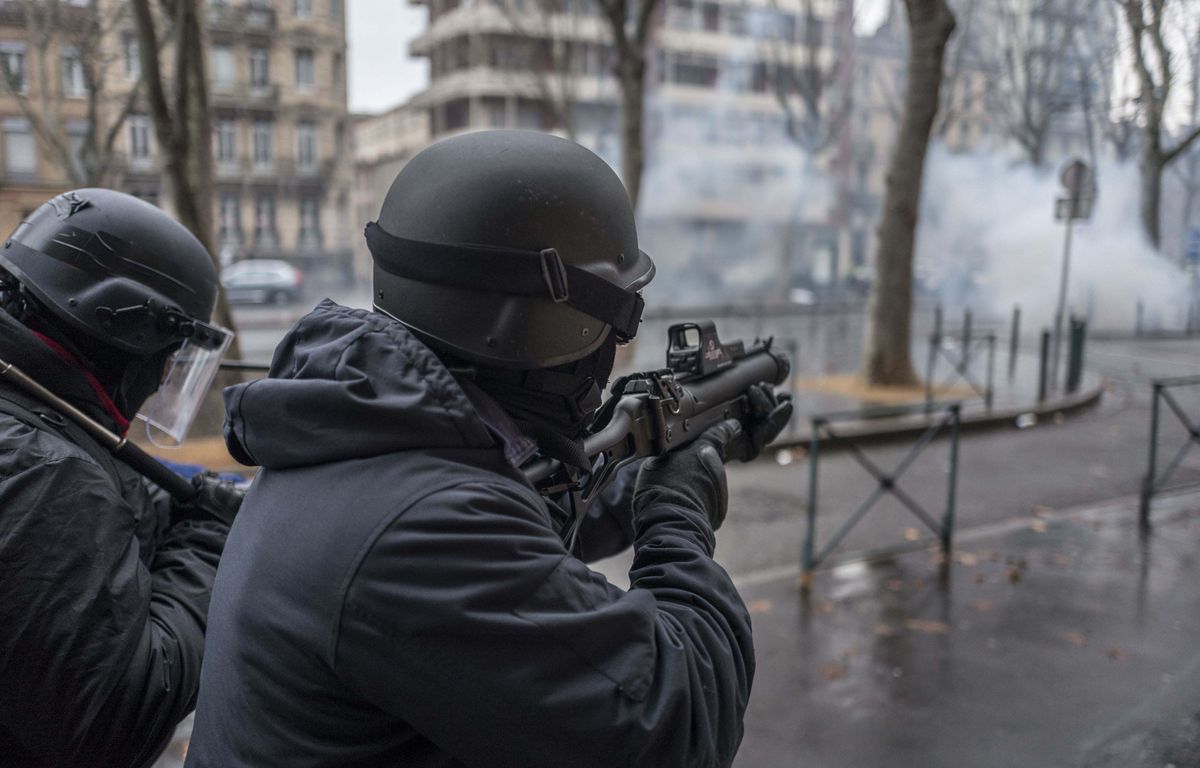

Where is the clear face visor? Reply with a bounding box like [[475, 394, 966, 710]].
[[137, 322, 234, 447]]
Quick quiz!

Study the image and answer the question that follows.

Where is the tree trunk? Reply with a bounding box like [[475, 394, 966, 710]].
[[616, 54, 646, 210], [1140, 142, 1164, 250], [862, 0, 956, 386]]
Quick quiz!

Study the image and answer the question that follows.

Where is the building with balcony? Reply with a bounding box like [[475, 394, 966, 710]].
[[0, 0, 354, 285], [394, 0, 860, 303]]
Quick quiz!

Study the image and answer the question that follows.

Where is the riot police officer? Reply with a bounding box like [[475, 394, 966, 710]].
[[0, 190, 242, 767], [187, 131, 788, 768]]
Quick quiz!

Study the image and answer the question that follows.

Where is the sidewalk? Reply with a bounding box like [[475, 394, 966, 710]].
[[733, 491, 1200, 768]]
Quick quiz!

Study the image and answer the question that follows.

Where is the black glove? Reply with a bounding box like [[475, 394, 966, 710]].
[[173, 472, 245, 526], [633, 419, 742, 531], [726, 384, 793, 463]]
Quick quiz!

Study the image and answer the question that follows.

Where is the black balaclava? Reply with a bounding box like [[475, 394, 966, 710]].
[[472, 333, 619, 470], [1, 273, 170, 420]]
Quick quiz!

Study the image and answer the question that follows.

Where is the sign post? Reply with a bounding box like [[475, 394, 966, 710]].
[[1051, 159, 1095, 390]]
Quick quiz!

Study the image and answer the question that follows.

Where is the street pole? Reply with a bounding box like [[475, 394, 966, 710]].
[[1051, 218, 1074, 391]]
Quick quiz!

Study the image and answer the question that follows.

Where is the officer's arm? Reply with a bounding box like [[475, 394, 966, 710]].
[[0, 457, 226, 767], [335, 478, 753, 768]]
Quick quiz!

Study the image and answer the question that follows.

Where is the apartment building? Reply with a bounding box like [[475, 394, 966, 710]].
[[398, 0, 859, 302], [0, 0, 354, 282]]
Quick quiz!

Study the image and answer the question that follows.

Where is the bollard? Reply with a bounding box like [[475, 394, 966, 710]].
[[925, 304, 944, 407], [1038, 329, 1051, 402], [959, 308, 973, 384], [1009, 305, 1021, 379], [1066, 317, 1088, 393], [985, 335, 996, 410], [1136, 300, 1144, 337]]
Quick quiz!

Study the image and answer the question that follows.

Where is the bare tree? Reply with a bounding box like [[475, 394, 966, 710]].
[[496, 0, 583, 139], [1173, 23, 1200, 254], [0, 0, 143, 186], [862, 0, 956, 387], [131, 0, 241, 409], [934, 0, 982, 139], [766, 0, 853, 156], [1076, 1, 1139, 162], [595, 0, 661, 209], [1116, 0, 1200, 249], [986, 0, 1085, 167]]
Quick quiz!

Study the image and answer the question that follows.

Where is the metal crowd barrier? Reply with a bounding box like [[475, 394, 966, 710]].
[[924, 307, 995, 411], [1139, 375, 1200, 524], [801, 401, 962, 587]]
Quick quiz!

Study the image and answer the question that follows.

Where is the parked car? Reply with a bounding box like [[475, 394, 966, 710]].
[[221, 259, 304, 305]]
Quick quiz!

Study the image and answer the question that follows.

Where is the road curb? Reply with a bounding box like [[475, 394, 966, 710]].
[[771, 379, 1105, 451]]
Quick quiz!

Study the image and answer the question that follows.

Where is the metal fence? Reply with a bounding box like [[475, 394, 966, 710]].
[[801, 401, 962, 588], [1139, 375, 1200, 524]]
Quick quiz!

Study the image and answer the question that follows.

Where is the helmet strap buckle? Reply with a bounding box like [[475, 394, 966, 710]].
[[539, 248, 570, 303]]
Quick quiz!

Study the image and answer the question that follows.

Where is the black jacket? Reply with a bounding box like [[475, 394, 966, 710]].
[[0, 310, 228, 767], [186, 301, 754, 768]]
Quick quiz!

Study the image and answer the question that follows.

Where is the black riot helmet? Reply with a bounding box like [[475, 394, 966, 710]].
[[0, 188, 225, 356], [366, 130, 655, 369]]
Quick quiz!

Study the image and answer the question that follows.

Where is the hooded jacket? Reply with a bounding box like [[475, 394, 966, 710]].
[[0, 309, 228, 767], [185, 300, 754, 768]]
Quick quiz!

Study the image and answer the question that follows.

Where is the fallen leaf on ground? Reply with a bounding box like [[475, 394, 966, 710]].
[[1106, 647, 1130, 661], [814, 600, 835, 614], [1031, 520, 1049, 533], [1053, 554, 1074, 567], [821, 662, 848, 681], [970, 599, 993, 613], [905, 618, 951, 635], [840, 647, 860, 660], [974, 573, 987, 584], [955, 552, 979, 566], [904, 527, 921, 542], [1063, 631, 1088, 647], [1032, 505, 1054, 518], [873, 623, 897, 637], [746, 599, 773, 615], [1053, 412, 1065, 425], [1006, 567, 1022, 584]]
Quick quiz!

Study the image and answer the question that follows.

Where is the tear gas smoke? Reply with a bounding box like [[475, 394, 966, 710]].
[[916, 147, 1190, 331]]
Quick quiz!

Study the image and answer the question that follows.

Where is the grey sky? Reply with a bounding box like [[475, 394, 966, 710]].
[[347, 0, 430, 114]]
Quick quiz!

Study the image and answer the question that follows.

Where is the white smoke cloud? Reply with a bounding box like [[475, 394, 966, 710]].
[[916, 146, 1192, 331]]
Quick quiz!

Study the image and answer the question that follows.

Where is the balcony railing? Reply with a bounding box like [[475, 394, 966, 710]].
[[210, 81, 280, 106], [207, 4, 276, 34]]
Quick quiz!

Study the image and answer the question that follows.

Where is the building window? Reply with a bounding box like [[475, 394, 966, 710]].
[[294, 0, 312, 18], [673, 54, 718, 88], [252, 119, 272, 168], [1, 43, 26, 93], [214, 118, 236, 164], [254, 194, 277, 247], [61, 47, 85, 97], [296, 121, 316, 171], [332, 52, 343, 91], [219, 194, 241, 243], [330, 0, 342, 18], [294, 49, 314, 91], [3, 118, 36, 177], [250, 47, 269, 87], [128, 115, 152, 160], [211, 45, 235, 89], [66, 120, 87, 178], [299, 197, 321, 248], [122, 35, 140, 79]]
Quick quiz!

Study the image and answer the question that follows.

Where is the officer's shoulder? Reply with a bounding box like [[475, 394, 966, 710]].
[[0, 410, 113, 482]]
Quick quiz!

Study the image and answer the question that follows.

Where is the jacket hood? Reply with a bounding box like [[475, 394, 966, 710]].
[[0, 308, 124, 433], [223, 300, 501, 470]]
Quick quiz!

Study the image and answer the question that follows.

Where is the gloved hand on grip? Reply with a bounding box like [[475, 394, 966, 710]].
[[172, 472, 245, 526], [726, 384, 793, 463], [633, 419, 742, 532]]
